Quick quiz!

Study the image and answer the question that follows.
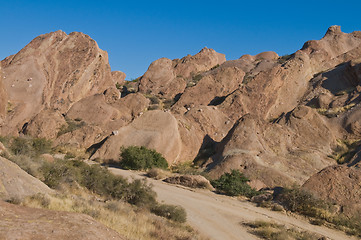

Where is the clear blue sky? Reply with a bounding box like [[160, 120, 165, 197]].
[[1, 0, 361, 79]]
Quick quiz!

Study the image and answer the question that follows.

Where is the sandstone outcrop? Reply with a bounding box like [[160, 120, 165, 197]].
[[2, 26, 361, 192], [0, 157, 53, 200], [0, 201, 124, 240], [302, 165, 361, 216], [112, 70, 126, 84], [0, 65, 7, 119], [138, 47, 226, 99], [91, 110, 182, 164], [0, 30, 115, 136], [207, 106, 337, 187]]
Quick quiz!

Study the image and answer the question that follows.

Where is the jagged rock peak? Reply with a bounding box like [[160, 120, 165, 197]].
[[325, 25, 342, 36]]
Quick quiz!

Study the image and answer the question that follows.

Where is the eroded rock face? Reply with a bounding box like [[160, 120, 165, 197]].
[[207, 106, 338, 187], [112, 71, 126, 84], [0, 157, 53, 200], [0, 65, 7, 119], [0, 30, 115, 136], [0, 201, 124, 240], [302, 165, 361, 216], [92, 110, 182, 164], [3, 26, 361, 192], [173, 47, 226, 79], [24, 109, 66, 139], [58, 92, 150, 149], [138, 47, 226, 99]]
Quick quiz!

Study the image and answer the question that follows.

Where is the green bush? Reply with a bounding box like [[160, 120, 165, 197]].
[[123, 179, 157, 207], [119, 146, 168, 170], [275, 187, 330, 218], [32, 138, 52, 155], [151, 204, 187, 223], [275, 187, 361, 237], [41, 159, 157, 208], [10, 137, 33, 155], [57, 118, 85, 136], [211, 169, 259, 198], [9, 137, 52, 157]]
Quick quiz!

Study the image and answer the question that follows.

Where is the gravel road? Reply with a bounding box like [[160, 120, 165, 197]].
[[109, 168, 357, 240]]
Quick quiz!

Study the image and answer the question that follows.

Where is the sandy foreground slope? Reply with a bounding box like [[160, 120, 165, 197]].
[[109, 167, 357, 240]]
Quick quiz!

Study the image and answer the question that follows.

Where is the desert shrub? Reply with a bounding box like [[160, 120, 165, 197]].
[[275, 187, 330, 218], [210, 64, 220, 70], [9, 155, 43, 177], [148, 104, 160, 110], [0, 135, 11, 146], [162, 99, 175, 109], [119, 146, 168, 170], [9, 137, 52, 157], [123, 179, 157, 207], [278, 54, 293, 64], [57, 118, 85, 136], [115, 82, 122, 89], [192, 74, 203, 83], [147, 95, 160, 104], [151, 204, 187, 223], [5, 197, 21, 205], [146, 168, 171, 180], [211, 169, 259, 198], [29, 193, 51, 208], [41, 160, 80, 188], [242, 72, 254, 84], [246, 220, 319, 240], [274, 186, 361, 237], [40, 159, 157, 207], [170, 161, 204, 175], [4, 136, 52, 177], [32, 138, 52, 155], [10, 137, 33, 155]]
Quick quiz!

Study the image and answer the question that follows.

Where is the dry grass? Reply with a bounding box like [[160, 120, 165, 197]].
[[21, 190, 206, 240], [146, 168, 172, 180], [245, 220, 321, 240], [316, 103, 355, 117], [53, 145, 89, 160], [330, 138, 361, 164]]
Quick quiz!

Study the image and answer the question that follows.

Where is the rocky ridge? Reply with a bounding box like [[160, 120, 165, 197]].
[[1, 27, 361, 211]]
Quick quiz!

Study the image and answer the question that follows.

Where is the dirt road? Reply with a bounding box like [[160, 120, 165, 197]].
[[109, 168, 357, 240]]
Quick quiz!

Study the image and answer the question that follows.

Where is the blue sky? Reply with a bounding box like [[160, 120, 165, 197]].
[[1, 0, 361, 79]]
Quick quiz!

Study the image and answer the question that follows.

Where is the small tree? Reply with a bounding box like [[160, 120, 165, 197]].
[[119, 146, 168, 170], [211, 169, 259, 198]]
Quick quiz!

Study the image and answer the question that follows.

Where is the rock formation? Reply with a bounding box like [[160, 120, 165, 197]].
[[2, 26, 361, 193], [0, 157, 53, 200], [0, 201, 124, 240], [302, 165, 361, 216], [0, 30, 115, 136]]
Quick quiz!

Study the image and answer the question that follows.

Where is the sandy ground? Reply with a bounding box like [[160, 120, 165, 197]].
[[109, 168, 358, 240]]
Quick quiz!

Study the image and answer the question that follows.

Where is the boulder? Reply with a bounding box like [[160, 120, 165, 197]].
[[112, 71, 126, 85], [0, 201, 124, 240], [302, 165, 361, 216], [0, 157, 53, 200], [0, 30, 115, 136]]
